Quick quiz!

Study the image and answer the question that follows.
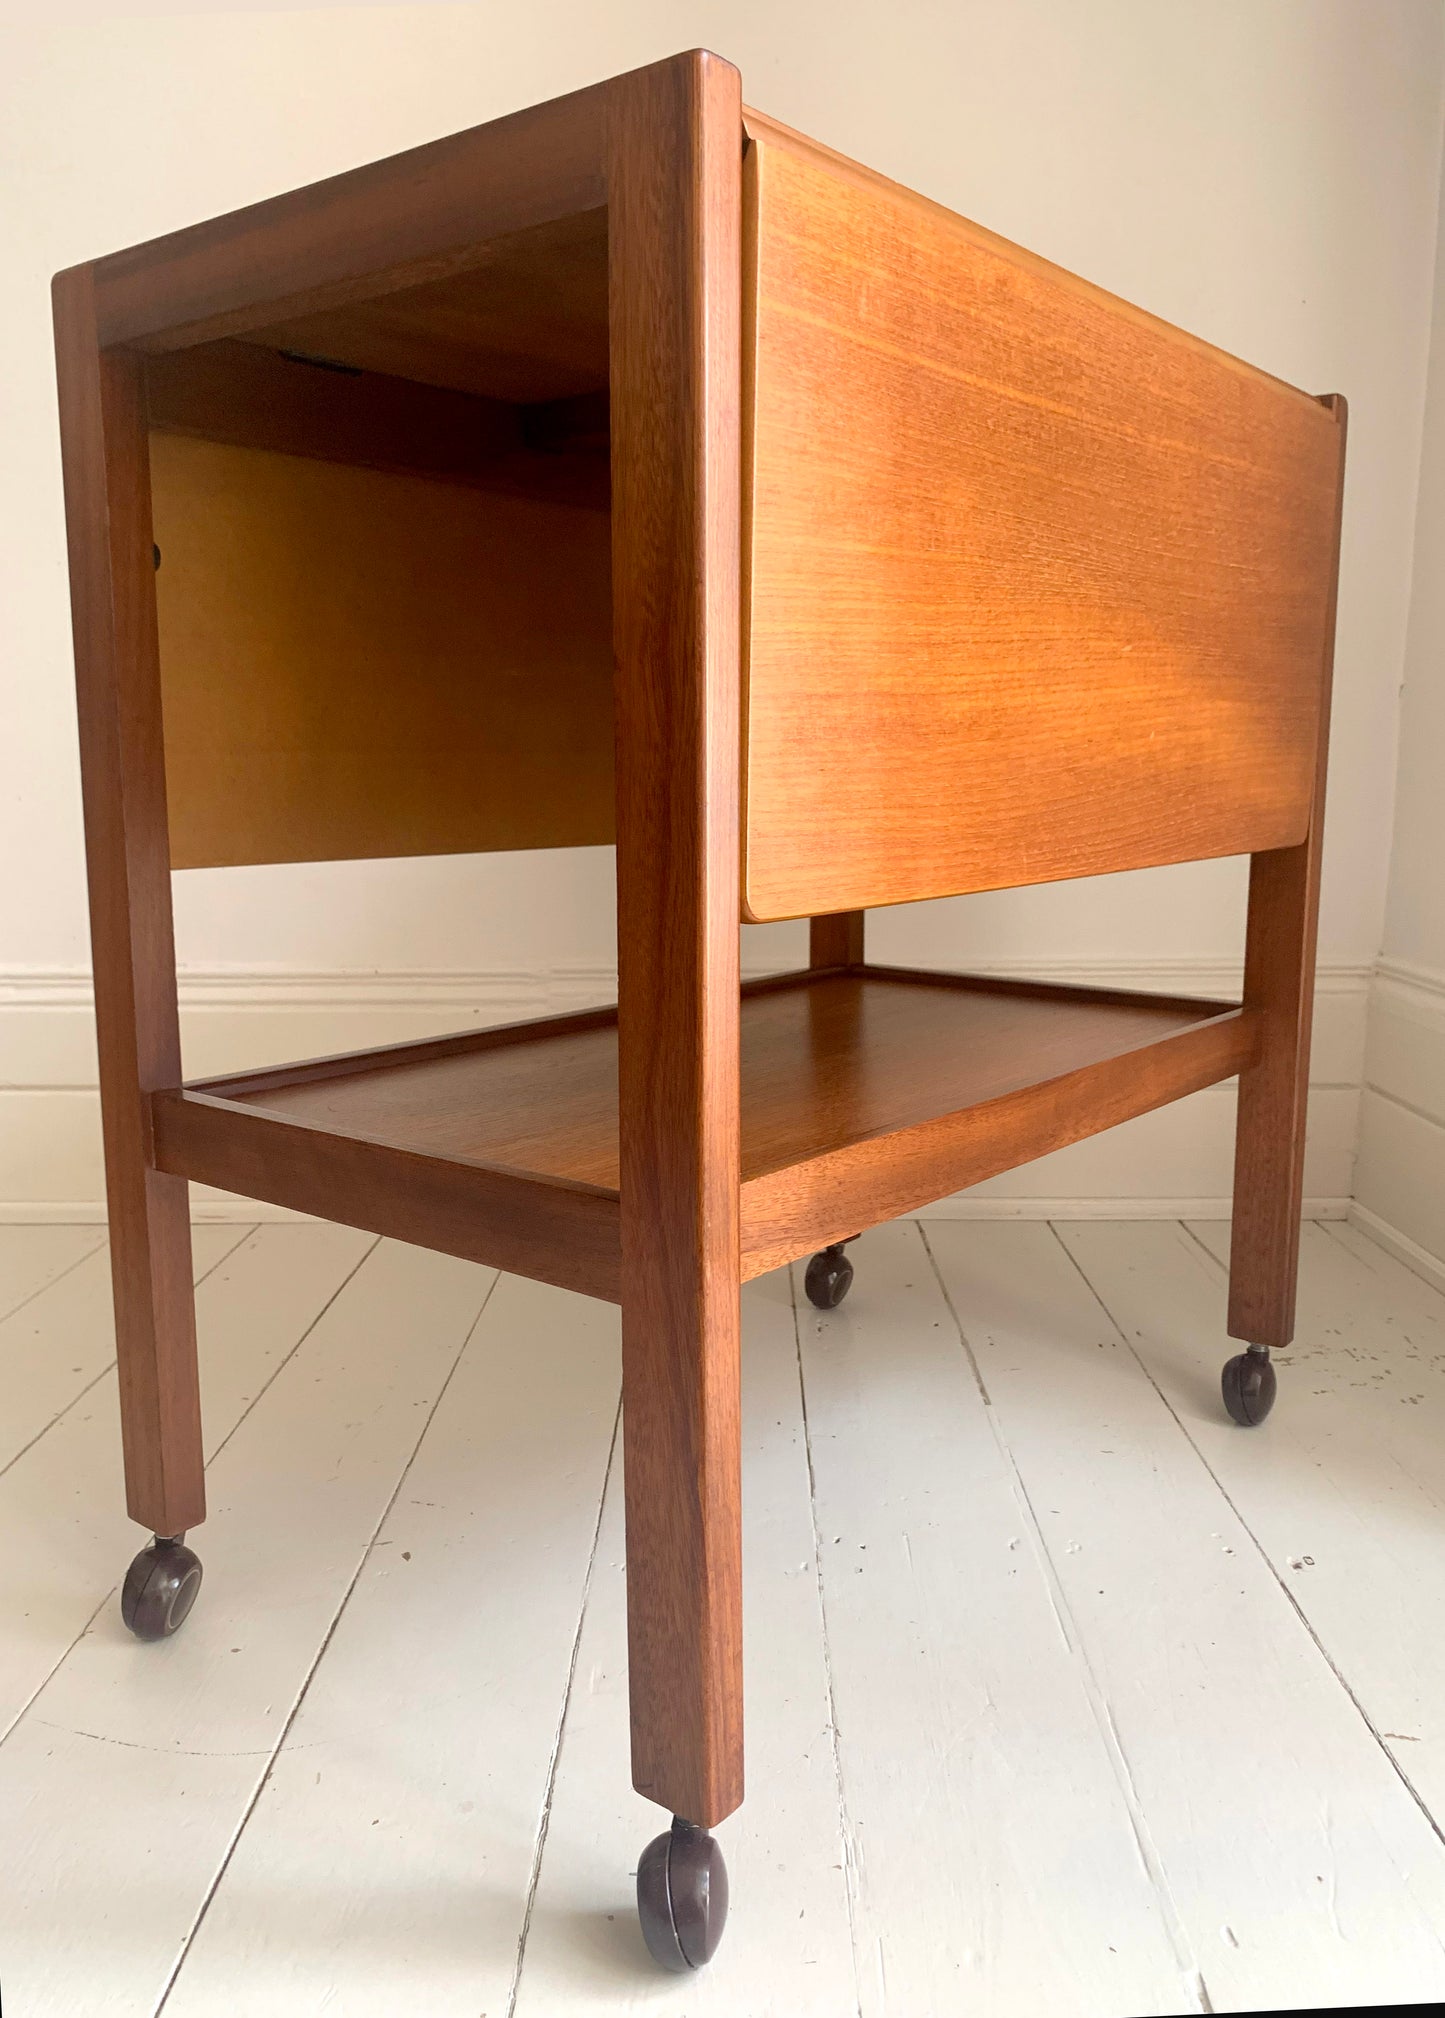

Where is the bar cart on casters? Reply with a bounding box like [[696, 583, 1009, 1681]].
[[53, 49, 1346, 1973]]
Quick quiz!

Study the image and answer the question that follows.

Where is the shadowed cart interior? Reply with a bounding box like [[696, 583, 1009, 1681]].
[[51, 49, 1346, 1975]]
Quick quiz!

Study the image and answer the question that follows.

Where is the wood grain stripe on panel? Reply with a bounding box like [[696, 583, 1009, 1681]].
[[740, 125, 1342, 920]]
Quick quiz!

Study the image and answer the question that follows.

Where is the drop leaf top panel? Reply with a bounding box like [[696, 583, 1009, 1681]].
[[739, 112, 1344, 920]]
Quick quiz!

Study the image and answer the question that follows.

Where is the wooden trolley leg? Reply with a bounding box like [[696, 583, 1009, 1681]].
[[1226, 393, 1347, 1419], [801, 914, 865, 1306], [1228, 840, 1322, 1351], [608, 52, 743, 1971], [53, 274, 206, 1609], [808, 909, 865, 971]]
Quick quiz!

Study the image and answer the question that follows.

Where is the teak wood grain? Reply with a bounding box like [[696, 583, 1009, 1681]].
[[1228, 395, 1348, 1350], [51, 274, 205, 1538], [739, 999, 1254, 1278], [156, 970, 1250, 1290], [151, 1089, 621, 1302], [607, 50, 744, 1829], [808, 911, 865, 970], [193, 971, 1235, 1189], [146, 340, 609, 509], [149, 431, 613, 868], [239, 206, 609, 406], [739, 116, 1344, 920]]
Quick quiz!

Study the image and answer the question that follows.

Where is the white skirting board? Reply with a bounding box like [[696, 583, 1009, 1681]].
[[1346, 1201, 1445, 1298], [1352, 959, 1445, 1281], [0, 960, 1368, 1220]]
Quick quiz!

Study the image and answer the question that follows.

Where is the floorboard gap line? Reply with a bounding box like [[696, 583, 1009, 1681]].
[[916, 1222, 993, 1408], [0, 1234, 287, 1751], [154, 1261, 502, 2017], [1049, 1221, 1445, 1864], [921, 1223, 1212, 2012], [190, 1225, 259, 1289], [0, 1585, 118, 1757], [0, 1231, 109, 1328], [790, 1259, 866, 2018], [1176, 1219, 1230, 1273], [0, 1363, 116, 1486], [0, 1226, 280, 1491], [505, 1393, 623, 2018], [204, 1233, 382, 1469]]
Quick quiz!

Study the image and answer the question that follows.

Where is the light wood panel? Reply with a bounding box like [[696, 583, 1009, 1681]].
[[740, 120, 1345, 920], [150, 432, 614, 868]]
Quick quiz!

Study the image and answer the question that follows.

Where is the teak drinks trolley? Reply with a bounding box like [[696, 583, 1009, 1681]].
[[53, 50, 1346, 1971]]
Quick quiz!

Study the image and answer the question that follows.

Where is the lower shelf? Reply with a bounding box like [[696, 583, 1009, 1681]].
[[152, 965, 1255, 1299]]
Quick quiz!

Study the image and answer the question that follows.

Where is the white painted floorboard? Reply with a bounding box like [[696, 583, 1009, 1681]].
[[0, 1223, 276, 1755], [794, 1223, 1193, 2018], [0, 1224, 106, 1327], [5, 1215, 1445, 2014], [0, 1236, 492, 2018], [0, 1223, 247, 1477], [945, 1219, 1445, 2012], [1147, 1220, 1445, 1831], [165, 1270, 620, 2018]]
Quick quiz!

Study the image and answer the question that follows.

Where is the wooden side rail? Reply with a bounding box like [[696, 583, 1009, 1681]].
[[152, 1089, 623, 1302], [741, 1005, 1257, 1277], [150, 972, 1256, 1306]]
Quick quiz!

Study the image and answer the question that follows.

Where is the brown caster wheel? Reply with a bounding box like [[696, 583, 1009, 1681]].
[[636, 1817, 728, 1971], [121, 1535, 203, 1641], [805, 1242, 854, 1310], [1222, 1344, 1276, 1426]]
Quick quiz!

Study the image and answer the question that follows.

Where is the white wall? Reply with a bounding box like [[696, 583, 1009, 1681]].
[[1356, 160, 1445, 1281], [3, 0, 1444, 1214]]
